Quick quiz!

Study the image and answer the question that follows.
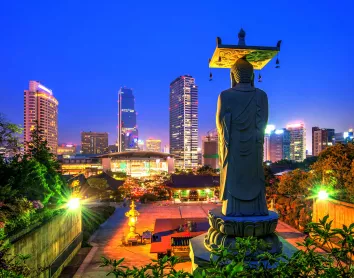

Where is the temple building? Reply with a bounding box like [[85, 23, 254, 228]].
[[165, 174, 219, 201], [150, 218, 209, 260]]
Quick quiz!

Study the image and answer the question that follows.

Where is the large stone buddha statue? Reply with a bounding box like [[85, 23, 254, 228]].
[[216, 58, 269, 217]]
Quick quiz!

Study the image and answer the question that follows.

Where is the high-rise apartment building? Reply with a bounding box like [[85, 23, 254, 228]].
[[169, 75, 198, 169], [312, 127, 335, 156], [202, 129, 219, 169], [117, 87, 139, 152], [146, 139, 161, 152], [24, 81, 58, 154], [269, 128, 291, 162], [81, 132, 108, 154], [287, 123, 306, 162]]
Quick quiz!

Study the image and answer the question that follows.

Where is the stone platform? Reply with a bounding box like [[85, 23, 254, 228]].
[[204, 207, 282, 254], [190, 232, 298, 271]]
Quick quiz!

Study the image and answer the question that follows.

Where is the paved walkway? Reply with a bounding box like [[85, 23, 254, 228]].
[[73, 202, 317, 277], [73, 202, 219, 277]]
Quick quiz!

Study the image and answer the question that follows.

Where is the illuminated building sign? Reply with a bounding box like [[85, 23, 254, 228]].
[[37, 84, 53, 95], [286, 123, 304, 129]]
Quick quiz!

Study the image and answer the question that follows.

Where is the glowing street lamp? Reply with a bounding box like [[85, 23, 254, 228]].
[[318, 190, 329, 200], [67, 198, 80, 210]]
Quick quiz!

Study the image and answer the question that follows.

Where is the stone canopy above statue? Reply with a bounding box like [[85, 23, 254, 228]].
[[209, 29, 281, 70]]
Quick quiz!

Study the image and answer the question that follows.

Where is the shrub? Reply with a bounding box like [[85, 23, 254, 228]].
[[140, 193, 158, 203]]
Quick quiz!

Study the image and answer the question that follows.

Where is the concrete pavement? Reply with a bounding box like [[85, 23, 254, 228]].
[[73, 202, 317, 277]]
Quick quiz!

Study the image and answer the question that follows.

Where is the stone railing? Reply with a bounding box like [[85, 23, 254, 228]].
[[313, 198, 354, 229], [9, 209, 82, 278]]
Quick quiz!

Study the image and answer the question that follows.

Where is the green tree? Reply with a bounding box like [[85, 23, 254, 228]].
[[6, 157, 53, 203], [25, 123, 65, 203], [197, 165, 218, 176], [310, 143, 354, 202], [87, 178, 109, 199], [263, 163, 278, 195], [277, 169, 310, 196], [0, 114, 22, 156]]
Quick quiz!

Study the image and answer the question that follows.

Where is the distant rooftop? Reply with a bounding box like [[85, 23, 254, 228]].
[[165, 174, 220, 189]]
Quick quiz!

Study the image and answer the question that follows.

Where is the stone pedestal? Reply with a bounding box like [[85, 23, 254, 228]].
[[189, 207, 287, 271]]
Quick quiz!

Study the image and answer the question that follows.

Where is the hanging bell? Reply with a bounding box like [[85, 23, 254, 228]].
[[258, 73, 262, 82], [218, 56, 222, 62], [275, 58, 280, 68], [208, 58, 213, 81]]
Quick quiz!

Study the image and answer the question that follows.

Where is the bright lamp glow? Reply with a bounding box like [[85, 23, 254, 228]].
[[318, 190, 329, 200], [67, 198, 80, 210]]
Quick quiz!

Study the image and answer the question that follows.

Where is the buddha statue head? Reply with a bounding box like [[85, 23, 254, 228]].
[[230, 58, 254, 87]]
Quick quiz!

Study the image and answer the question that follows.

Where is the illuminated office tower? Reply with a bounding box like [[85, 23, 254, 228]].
[[81, 132, 108, 154], [117, 87, 139, 152], [287, 123, 306, 162], [169, 75, 198, 169], [146, 138, 161, 152], [24, 81, 58, 154], [312, 127, 335, 156], [269, 128, 291, 162], [202, 129, 219, 169], [263, 125, 275, 161]]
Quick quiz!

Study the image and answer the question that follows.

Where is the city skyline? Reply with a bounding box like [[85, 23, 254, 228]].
[[1, 1, 354, 152]]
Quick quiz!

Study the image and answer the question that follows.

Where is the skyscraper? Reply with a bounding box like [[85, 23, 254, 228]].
[[169, 75, 198, 169], [81, 132, 108, 154], [263, 125, 275, 161], [117, 87, 138, 152], [312, 127, 335, 156], [146, 139, 161, 152], [269, 128, 291, 162], [24, 81, 58, 154], [287, 123, 306, 162], [202, 129, 219, 169]]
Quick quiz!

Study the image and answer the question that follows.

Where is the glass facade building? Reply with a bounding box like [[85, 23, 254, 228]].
[[333, 129, 354, 145], [169, 75, 198, 169], [269, 128, 291, 162], [118, 87, 139, 152]]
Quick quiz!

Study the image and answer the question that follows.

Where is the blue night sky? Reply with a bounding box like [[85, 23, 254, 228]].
[[1, 0, 353, 153]]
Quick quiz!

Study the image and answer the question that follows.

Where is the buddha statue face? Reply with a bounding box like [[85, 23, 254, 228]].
[[230, 58, 255, 87]]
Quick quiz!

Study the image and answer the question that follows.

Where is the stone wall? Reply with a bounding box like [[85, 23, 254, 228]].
[[9, 209, 82, 278], [313, 198, 354, 229]]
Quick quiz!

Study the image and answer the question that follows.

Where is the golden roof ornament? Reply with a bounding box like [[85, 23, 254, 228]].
[[209, 29, 281, 70]]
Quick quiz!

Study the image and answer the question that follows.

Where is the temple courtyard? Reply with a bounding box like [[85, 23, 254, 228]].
[[69, 202, 317, 278]]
